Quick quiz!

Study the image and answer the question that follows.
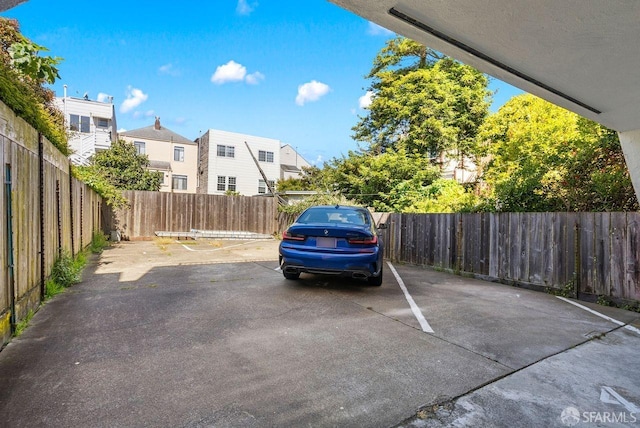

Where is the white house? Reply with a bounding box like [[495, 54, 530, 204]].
[[280, 144, 310, 180], [198, 129, 281, 196], [54, 87, 117, 165]]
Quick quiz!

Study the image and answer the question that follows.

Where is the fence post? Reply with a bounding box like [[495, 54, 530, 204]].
[[456, 214, 463, 272], [80, 187, 84, 250], [574, 221, 581, 299], [56, 180, 62, 257], [38, 133, 45, 301], [69, 167, 75, 258]]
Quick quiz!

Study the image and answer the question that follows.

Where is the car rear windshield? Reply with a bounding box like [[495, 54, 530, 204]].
[[297, 207, 370, 226]]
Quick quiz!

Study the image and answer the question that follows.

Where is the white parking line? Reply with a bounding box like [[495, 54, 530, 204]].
[[387, 261, 434, 333], [556, 296, 640, 335]]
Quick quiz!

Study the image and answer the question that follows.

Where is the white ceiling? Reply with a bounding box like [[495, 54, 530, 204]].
[[0, 0, 25, 12], [329, 0, 640, 132]]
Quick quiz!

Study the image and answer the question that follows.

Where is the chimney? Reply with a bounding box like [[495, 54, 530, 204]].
[[154, 117, 161, 130]]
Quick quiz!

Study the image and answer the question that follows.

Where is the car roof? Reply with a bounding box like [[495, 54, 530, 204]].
[[305, 205, 367, 211]]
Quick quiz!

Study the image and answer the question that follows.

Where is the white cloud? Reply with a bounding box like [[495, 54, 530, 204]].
[[359, 91, 374, 109], [117, 128, 127, 133], [236, 0, 257, 15], [159, 63, 180, 77], [211, 60, 247, 84], [312, 155, 323, 166], [367, 21, 394, 36], [97, 92, 112, 103], [120, 86, 148, 113], [295, 80, 330, 106], [245, 71, 265, 85], [211, 61, 264, 85]]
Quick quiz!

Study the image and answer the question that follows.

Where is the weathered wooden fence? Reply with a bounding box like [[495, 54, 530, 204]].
[[114, 191, 279, 239], [382, 212, 640, 302], [0, 101, 103, 346]]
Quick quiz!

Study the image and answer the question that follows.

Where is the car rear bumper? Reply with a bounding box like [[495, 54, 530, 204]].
[[279, 246, 383, 278]]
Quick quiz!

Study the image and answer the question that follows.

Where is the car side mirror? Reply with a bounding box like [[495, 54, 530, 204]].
[[377, 223, 388, 230]]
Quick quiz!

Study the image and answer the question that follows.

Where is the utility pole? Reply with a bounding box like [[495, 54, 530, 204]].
[[244, 141, 286, 205]]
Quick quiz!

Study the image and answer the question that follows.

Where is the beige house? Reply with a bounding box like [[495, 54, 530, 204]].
[[120, 118, 198, 193]]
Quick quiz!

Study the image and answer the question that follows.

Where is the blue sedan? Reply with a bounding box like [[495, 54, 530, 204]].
[[279, 205, 385, 286]]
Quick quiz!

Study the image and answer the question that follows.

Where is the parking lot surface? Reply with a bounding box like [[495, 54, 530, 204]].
[[0, 239, 638, 427]]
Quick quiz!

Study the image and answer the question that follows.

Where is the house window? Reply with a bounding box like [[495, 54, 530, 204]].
[[174, 146, 184, 162], [217, 176, 237, 192], [134, 141, 145, 155], [217, 145, 235, 158], [259, 150, 274, 163], [70, 114, 90, 133], [258, 179, 275, 194], [80, 116, 90, 133], [217, 176, 226, 191], [96, 117, 109, 128], [172, 175, 188, 190]]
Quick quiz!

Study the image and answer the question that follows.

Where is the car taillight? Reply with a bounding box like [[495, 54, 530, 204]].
[[283, 230, 305, 241], [347, 235, 378, 245]]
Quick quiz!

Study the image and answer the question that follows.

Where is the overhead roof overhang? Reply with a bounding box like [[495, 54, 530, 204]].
[[0, 0, 26, 12], [329, 0, 640, 132]]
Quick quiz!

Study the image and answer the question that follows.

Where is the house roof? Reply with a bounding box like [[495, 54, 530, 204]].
[[120, 122, 195, 145]]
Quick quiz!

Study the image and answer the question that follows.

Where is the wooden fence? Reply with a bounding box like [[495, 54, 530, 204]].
[[114, 191, 280, 239], [382, 212, 640, 302], [0, 101, 103, 346]]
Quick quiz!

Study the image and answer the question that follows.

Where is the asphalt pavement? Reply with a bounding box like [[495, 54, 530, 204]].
[[0, 239, 638, 427]]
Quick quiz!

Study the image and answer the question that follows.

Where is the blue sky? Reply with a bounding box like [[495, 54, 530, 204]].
[[3, 0, 522, 165]]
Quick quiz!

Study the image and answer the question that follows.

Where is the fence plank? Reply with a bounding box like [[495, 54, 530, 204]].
[[579, 212, 596, 294], [609, 213, 626, 298], [626, 213, 640, 300], [528, 213, 543, 284], [593, 213, 611, 296]]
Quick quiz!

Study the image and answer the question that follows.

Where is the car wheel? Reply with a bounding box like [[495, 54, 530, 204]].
[[283, 270, 300, 280], [368, 267, 383, 286]]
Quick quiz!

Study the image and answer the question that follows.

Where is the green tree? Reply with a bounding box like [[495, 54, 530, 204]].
[[564, 120, 638, 211], [8, 36, 61, 84], [477, 94, 578, 211], [276, 165, 336, 193], [387, 178, 477, 213], [76, 139, 163, 203], [478, 94, 638, 211], [0, 18, 67, 153], [328, 147, 440, 211], [352, 37, 491, 164]]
